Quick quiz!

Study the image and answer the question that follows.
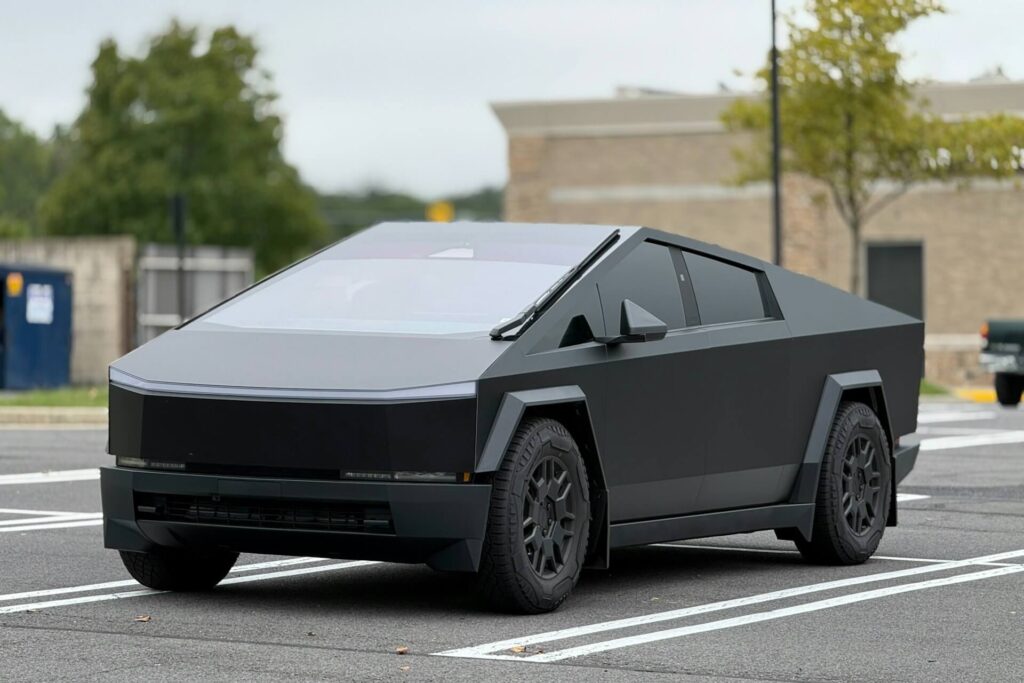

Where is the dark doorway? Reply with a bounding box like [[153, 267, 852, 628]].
[[866, 243, 924, 320]]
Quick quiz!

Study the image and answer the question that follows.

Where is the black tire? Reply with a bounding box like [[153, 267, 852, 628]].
[[477, 417, 590, 614], [119, 548, 238, 591], [995, 374, 1023, 407], [795, 401, 892, 565]]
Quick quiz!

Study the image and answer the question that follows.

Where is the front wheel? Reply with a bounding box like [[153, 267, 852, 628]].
[[795, 401, 892, 565], [995, 373, 1023, 407], [477, 417, 590, 613], [120, 548, 238, 591]]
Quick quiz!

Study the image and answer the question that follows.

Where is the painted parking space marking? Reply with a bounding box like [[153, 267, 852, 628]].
[[919, 430, 1024, 452], [437, 548, 1024, 661], [0, 559, 379, 615], [0, 468, 99, 485], [653, 542, 1020, 567], [895, 492, 930, 502], [915, 426, 1008, 435], [0, 506, 103, 532], [0, 518, 102, 533], [0, 556, 329, 604], [916, 411, 997, 424], [653, 543, 1019, 566], [0, 513, 100, 527], [519, 565, 1024, 662]]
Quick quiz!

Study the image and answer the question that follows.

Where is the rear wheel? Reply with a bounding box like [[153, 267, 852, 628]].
[[477, 417, 590, 613], [119, 548, 238, 591], [995, 373, 1023, 407], [795, 401, 892, 565]]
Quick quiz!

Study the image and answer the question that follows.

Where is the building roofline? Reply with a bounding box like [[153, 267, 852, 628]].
[[492, 80, 1024, 138]]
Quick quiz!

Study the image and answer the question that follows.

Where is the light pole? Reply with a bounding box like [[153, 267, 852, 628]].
[[771, 0, 783, 266]]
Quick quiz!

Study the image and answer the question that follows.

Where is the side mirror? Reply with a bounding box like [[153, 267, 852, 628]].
[[596, 299, 668, 345]]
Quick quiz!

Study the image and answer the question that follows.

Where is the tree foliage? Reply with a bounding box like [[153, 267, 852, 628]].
[[318, 186, 503, 241], [39, 22, 326, 271], [722, 0, 1024, 292], [0, 109, 54, 237]]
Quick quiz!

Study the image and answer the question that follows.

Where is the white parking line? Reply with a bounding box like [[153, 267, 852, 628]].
[[914, 426, 1008, 435], [0, 518, 104, 533], [0, 559, 379, 614], [651, 543, 1018, 567], [917, 411, 997, 424], [0, 469, 100, 485], [523, 565, 1024, 662], [437, 548, 1024, 660], [0, 556, 328, 604], [0, 513, 101, 528], [919, 430, 1024, 452]]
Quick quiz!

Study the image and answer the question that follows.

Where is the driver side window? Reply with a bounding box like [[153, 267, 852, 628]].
[[597, 242, 686, 333]]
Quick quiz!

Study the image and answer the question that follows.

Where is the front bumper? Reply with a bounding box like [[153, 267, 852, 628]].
[[101, 467, 492, 572], [980, 352, 1024, 374]]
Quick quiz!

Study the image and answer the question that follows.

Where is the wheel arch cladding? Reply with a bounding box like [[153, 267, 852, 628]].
[[476, 386, 610, 569], [788, 370, 900, 532]]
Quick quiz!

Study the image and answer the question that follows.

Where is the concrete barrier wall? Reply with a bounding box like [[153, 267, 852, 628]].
[[0, 236, 137, 385]]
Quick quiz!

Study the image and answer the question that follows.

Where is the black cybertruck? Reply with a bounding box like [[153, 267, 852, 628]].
[[103, 222, 923, 613]]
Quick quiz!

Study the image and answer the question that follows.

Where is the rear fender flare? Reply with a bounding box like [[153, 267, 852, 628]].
[[787, 370, 898, 539]]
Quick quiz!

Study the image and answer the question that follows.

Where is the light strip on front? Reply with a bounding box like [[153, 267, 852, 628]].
[[108, 367, 476, 402]]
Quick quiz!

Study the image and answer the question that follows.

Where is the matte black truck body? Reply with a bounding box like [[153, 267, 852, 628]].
[[102, 222, 923, 576]]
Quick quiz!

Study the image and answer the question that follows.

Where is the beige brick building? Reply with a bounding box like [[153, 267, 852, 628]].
[[493, 81, 1024, 386]]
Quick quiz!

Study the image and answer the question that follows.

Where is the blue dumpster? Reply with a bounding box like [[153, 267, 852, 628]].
[[0, 265, 73, 390]]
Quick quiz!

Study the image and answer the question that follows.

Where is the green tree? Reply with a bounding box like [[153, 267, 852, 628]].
[[0, 109, 53, 237], [39, 22, 325, 271], [723, 0, 1024, 293], [316, 186, 504, 241]]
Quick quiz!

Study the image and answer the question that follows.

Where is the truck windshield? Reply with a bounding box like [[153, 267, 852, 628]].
[[195, 222, 616, 336]]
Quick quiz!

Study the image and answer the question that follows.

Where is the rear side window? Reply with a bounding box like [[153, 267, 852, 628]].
[[598, 242, 686, 331], [683, 252, 766, 325]]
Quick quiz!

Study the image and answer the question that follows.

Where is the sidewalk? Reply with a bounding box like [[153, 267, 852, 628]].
[[0, 407, 107, 425]]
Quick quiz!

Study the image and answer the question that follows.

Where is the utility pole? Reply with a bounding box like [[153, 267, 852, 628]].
[[771, 0, 783, 266], [171, 193, 187, 324]]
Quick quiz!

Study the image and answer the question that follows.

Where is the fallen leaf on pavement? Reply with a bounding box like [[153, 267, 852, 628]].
[[133, 615, 152, 623], [510, 645, 526, 653]]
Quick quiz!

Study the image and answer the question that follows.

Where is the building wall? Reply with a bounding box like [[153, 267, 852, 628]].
[[503, 128, 1024, 386], [0, 236, 137, 385]]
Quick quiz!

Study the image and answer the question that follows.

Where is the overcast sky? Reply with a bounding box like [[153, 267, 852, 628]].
[[4, 0, 1023, 197]]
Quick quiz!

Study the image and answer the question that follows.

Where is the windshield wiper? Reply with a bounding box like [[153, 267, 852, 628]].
[[490, 229, 619, 340]]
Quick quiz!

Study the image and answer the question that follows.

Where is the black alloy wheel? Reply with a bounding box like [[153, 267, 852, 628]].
[[522, 455, 578, 579], [477, 417, 590, 613], [795, 401, 892, 565], [841, 435, 883, 535]]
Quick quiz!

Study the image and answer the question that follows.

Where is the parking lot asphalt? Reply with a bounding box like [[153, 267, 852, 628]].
[[1, 401, 1022, 682]]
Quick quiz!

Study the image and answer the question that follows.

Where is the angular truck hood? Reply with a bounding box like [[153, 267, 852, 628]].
[[112, 328, 507, 395]]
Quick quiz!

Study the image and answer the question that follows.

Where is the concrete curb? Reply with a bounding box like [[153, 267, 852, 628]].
[[0, 407, 108, 425]]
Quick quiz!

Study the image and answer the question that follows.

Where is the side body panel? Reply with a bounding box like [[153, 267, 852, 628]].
[[477, 226, 922, 553], [694, 321, 795, 511]]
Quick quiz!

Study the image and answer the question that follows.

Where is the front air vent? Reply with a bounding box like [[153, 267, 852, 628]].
[[135, 493, 394, 534]]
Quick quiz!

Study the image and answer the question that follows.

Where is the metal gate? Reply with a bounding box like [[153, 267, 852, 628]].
[[136, 244, 254, 345]]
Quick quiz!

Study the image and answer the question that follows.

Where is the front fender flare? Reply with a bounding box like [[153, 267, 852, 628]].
[[476, 385, 609, 569]]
